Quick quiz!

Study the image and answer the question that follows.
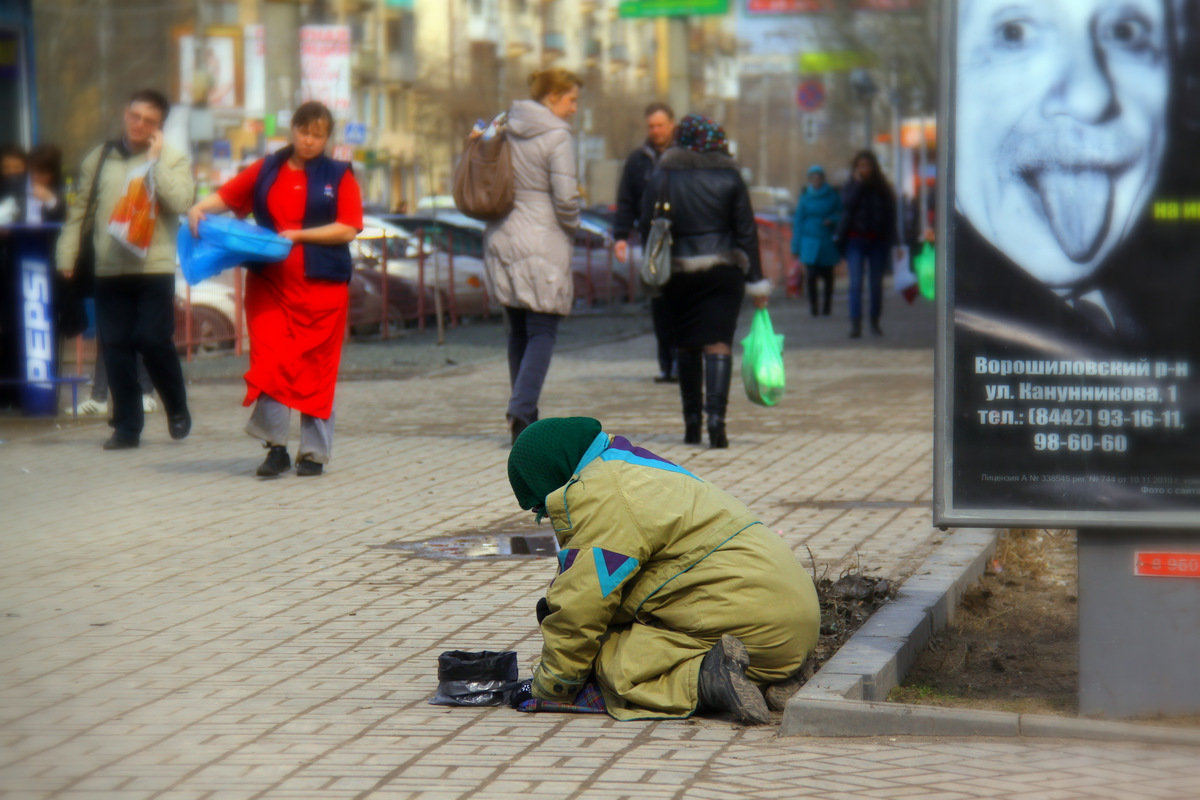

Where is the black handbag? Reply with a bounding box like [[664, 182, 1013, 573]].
[[57, 143, 113, 338]]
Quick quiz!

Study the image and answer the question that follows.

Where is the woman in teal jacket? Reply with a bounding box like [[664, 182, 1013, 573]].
[[791, 165, 843, 316]]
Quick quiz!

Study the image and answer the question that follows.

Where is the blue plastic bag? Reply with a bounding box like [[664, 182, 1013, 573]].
[[177, 215, 292, 285], [740, 308, 785, 407]]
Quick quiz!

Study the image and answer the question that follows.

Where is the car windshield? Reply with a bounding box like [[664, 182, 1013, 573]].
[[357, 233, 412, 260]]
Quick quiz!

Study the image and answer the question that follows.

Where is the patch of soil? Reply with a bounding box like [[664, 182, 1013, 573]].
[[803, 565, 898, 681], [890, 529, 1080, 715]]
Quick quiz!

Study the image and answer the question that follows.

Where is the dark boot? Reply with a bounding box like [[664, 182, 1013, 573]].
[[704, 353, 732, 449], [697, 634, 770, 725], [677, 349, 703, 444], [256, 444, 291, 478], [870, 317, 883, 336], [849, 319, 862, 338]]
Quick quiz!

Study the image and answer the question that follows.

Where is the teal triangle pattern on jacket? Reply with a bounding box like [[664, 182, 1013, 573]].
[[592, 548, 640, 599]]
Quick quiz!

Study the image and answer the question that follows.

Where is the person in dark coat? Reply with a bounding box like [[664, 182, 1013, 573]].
[[639, 115, 770, 449], [836, 150, 897, 338], [613, 102, 677, 382], [790, 164, 842, 316]]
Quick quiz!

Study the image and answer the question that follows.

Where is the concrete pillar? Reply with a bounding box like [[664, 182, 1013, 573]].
[[263, 1, 301, 121], [666, 16, 688, 118], [1078, 529, 1200, 718]]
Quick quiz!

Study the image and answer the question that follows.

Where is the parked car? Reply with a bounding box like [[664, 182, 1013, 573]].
[[349, 263, 442, 336], [384, 212, 631, 307], [354, 215, 493, 320], [174, 275, 238, 354]]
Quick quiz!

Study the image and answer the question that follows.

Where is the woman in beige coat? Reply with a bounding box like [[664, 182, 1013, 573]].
[[483, 69, 582, 443]]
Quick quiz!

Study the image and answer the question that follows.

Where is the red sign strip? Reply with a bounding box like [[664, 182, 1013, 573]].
[[1135, 552, 1200, 578]]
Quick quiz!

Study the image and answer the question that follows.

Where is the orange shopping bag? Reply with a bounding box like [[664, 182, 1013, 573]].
[[107, 161, 157, 258]]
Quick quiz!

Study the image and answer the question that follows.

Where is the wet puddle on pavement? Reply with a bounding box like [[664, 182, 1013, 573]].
[[374, 532, 557, 559]]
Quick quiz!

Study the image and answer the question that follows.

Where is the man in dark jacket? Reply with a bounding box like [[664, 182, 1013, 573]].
[[614, 102, 676, 382]]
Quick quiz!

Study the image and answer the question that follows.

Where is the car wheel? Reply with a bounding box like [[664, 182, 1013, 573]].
[[188, 305, 235, 353]]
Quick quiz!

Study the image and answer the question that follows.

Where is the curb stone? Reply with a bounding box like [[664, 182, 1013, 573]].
[[780, 528, 1200, 746]]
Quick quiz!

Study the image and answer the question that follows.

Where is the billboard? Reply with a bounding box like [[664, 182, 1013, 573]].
[[300, 25, 352, 116], [935, 0, 1200, 528]]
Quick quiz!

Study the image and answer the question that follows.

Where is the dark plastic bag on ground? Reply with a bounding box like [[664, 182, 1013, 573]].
[[429, 650, 521, 706]]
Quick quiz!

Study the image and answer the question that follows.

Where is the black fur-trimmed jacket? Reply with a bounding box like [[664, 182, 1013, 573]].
[[637, 148, 763, 283]]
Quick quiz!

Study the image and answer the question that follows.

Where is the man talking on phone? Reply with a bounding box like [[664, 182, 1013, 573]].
[[57, 89, 195, 450]]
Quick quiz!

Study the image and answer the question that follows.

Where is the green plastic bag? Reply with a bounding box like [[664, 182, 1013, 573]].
[[914, 242, 936, 301], [740, 308, 785, 407]]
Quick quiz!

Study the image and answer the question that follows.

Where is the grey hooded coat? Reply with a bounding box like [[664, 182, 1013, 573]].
[[483, 99, 581, 316]]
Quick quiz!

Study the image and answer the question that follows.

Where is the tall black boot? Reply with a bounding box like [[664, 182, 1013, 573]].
[[677, 349, 703, 444], [704, 353, 732, 449]]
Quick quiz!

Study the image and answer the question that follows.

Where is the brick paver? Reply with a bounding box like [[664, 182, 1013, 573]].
[[3, 299, 1198, 798]]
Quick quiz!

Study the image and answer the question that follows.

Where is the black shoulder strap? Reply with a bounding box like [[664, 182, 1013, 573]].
[[81, 142, 115, 238]]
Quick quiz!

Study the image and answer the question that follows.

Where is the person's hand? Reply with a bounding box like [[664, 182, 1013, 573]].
[[823, 219, 834, 227], [280, 229, 304, 243], [614, 240, 628, 264], [147, 130, 164, 161], [187, 204, 207, 237], [753, 295, 769, 310], [468, 128, 483, 141]]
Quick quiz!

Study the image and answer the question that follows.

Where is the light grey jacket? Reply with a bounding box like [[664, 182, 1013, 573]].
[[56, 141, 195, 277], [483, 99, 580, 316]]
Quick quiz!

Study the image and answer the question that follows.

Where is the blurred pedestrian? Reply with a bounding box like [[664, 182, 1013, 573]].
[[23, 145, 66, 223], [56, 89, 194, 449], [835, 150, 897, 338], [639, 114, 769, 449], [507, 417, 820, 724], [791, 165, 842, 317], [482, 68, 583, 444], [187, 101, 363, 477], [613, 102, 677, 383], [0, 144, 25, 223]]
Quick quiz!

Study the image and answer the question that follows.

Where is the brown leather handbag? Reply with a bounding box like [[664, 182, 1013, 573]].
[[453, 114, 514, 222]]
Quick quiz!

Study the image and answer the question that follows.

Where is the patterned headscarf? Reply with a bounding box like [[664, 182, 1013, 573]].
[[507, 417, 604, 515], [674, 114, 730, 155]]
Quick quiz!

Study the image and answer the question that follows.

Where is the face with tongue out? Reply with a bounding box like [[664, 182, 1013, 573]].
[[956, 0, 1171, 288]]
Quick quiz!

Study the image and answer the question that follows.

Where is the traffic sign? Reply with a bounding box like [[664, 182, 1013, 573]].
[[795, 79, 826, 112], [618, 0, 729, 17], [344, 122, 367, 146]]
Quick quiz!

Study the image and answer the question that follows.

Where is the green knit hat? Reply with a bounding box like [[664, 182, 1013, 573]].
[[507, 417, 604, 514]]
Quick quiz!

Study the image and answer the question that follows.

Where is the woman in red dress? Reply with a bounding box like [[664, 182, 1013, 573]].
[[187, 102, 363, 477]]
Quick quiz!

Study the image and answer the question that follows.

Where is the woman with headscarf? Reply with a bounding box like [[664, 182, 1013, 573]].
[[791, 165, 843, 317], [639, 114, 769, 449], [507, 417, 820, 724], [187, 101, 363, 477], [483, 68, 583, 444]]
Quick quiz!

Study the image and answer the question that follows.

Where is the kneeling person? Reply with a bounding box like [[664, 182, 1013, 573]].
[[508, 417, 820, 723]]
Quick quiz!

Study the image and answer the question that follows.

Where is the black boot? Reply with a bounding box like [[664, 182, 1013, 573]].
[[678, 349, 703, 444], [256, 444, 291, 478], [870, 317, 883, 336], [697, 634, 770, 725], [849, 319, 862, 338], [704, 353, 732, 449]]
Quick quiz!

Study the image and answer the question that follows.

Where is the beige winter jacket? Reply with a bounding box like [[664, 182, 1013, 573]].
[[56, 141, 195, 278], [483, 99, 581, 316]]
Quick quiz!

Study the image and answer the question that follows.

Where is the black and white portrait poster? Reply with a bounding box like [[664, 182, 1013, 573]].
[[936, 0, 1200, 527]]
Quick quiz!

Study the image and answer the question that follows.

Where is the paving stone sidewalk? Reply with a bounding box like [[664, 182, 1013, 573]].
[[2, 298, 1198, 799]]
